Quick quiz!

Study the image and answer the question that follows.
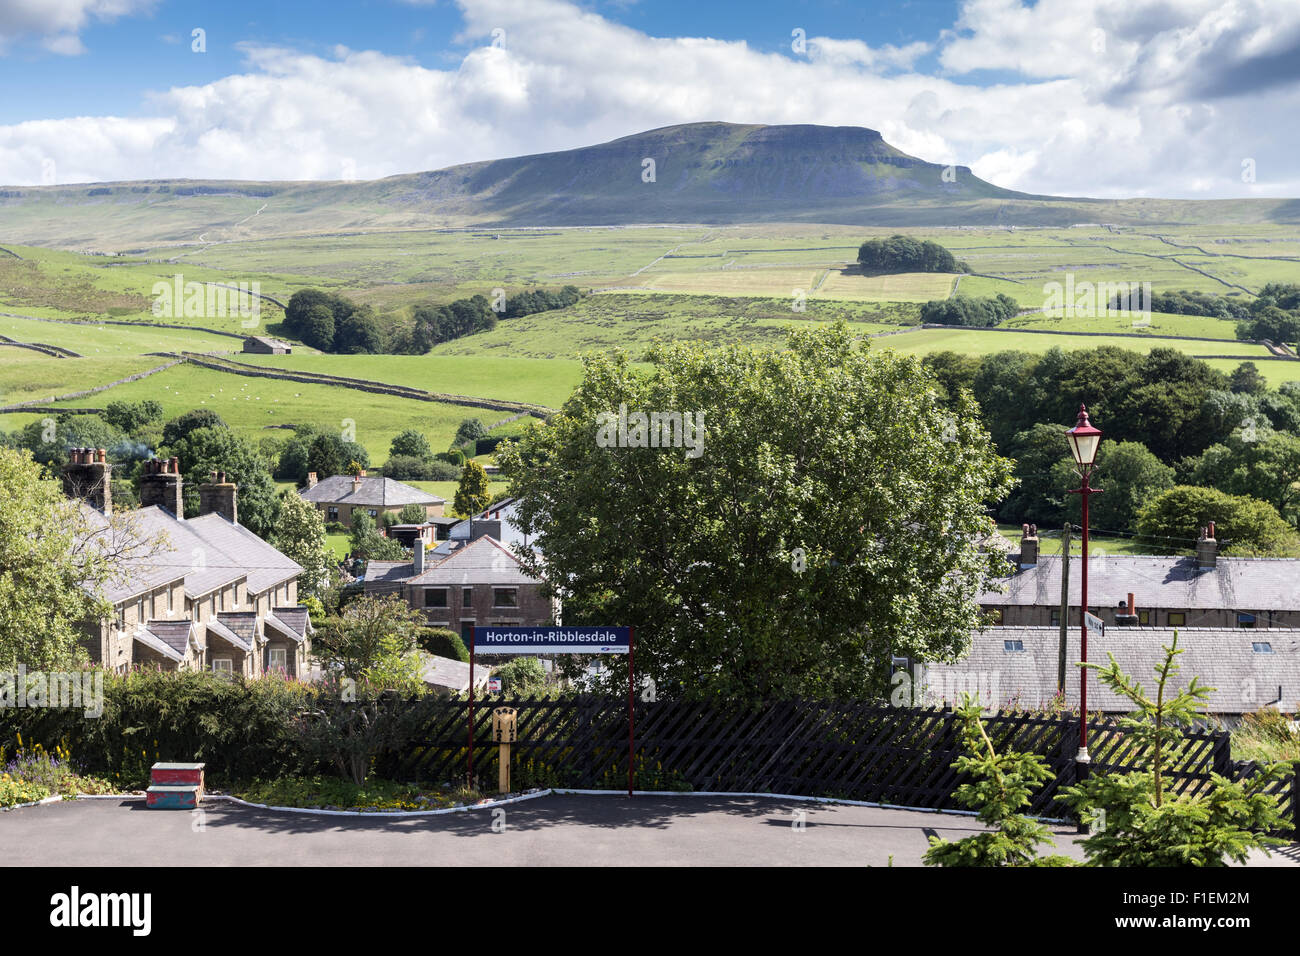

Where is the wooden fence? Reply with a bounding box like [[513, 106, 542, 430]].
[[380, 696, 1298, 827]]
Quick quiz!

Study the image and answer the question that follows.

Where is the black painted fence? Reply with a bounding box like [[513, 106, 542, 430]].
[[380, 696, 1298, 827]]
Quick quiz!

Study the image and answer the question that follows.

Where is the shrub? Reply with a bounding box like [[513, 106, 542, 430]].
[[0, 669, 318, 786], [494, 658, 547, 695], [419, 628, 469, 662]]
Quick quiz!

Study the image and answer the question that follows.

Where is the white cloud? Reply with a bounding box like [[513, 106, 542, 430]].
[[0, 0, 157, 55], [0, 0, 1297, 199]]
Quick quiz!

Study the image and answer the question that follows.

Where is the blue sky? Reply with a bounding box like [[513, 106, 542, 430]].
[[0, 0, 973, 124], [1, 0, 1298, 198]]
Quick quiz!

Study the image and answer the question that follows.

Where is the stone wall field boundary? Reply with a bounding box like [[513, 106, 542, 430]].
[[0, 360, 181, 413], [175, 353, 555, 417]]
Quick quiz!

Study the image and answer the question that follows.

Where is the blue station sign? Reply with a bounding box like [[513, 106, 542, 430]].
[[472, 626, 631, 655]]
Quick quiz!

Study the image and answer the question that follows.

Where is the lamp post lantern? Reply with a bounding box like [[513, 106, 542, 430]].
[[1066, 404, 1102, 783]]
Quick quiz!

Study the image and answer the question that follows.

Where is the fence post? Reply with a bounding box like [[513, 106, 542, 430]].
[[1212, 731, 1233, 778]]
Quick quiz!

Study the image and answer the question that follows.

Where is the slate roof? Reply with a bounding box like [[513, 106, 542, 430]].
[[418, 653, 492, 693], [922, 626, 1300, 715], [266, 606, 310, 643], [187, 512, 302, 596], [208, 616, 253, 652], [363, 536, 534, 589], [77, 503, 303, 607], [134, 628, 184, 662], [85, 504, 244, 603], [143, 620, 194, 655], [77, 503, 185, 604], [980, 554, 1300, 612], [300, 475, 442, 508]]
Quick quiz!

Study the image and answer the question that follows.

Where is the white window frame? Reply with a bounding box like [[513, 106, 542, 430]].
[[213, 658, 233, 674], [268, 648, 288, 672]]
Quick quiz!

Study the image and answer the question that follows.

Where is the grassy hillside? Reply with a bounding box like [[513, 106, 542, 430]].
[[3, 124, 1298, 251]]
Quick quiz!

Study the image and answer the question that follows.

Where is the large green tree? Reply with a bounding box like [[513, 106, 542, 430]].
[[1190, 432, 1300, 527], [0, 448, 148, 669], [453, 460, 491, 517], [269, 489, 335, 598], [496, 324, 1015, 700], [166, 425, 279, 536], [1054, 439, 1175, 533], [1136, 485, 1300, 556]]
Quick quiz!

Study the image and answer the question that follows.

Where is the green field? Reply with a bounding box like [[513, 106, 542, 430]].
[[1, 221, 1297, 463]]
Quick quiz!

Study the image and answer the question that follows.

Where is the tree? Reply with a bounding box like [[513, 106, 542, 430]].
[[12, 414, 125, 472], [312, 594, 425, 687], [454, 460, 491, 517], [103, 400, 164, 435], [304, 432, 369, 482], [161, 409, 226, 448], [389, 429, 433, 463], [858, 235, 963, 274], [347, 512, 407, 560], [167, 425, 280, 537], [300, 304, 335, 352], [1061, 634, 1292, 866], [924, 698, 1074, 867], [0, 447, 152, 669], [453, 418, 488, 451], [1054, 440, 1175, 533], [1229, 362, 1269, 396], [997, 423, 1070, 525], [1189, 432, 1300, 526], [1136, 485, 1300, 556], [269, 489, 334, 598], [397, 502, 427, 524], [496, 323, 1015, 700]]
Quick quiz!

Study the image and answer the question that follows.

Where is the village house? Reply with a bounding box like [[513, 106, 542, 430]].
[[298, 471, 445, 528], [363, 525, 554, 650], [979, 524, 1300, 630], [65, 448, 313, 676]]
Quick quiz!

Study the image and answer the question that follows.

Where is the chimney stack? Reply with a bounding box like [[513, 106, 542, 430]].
[[62, 447, 113, 513], [306, 471, 318, 489], [1018, 522, 1039, 569], [1197, 523, 1218, 570], [139, 455, 183, 516], [199, 469, 238, 525], [1116, 592, 1139, 627], [412, 541, 425, 575]]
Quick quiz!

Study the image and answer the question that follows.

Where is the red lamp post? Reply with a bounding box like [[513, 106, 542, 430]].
[[1066, 405, 1102, 781]]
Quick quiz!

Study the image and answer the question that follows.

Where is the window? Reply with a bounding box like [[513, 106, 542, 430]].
[[212, 658, 233, 673], [115, 606, 125, 631], [268, 648, 288, 672], [328, 507, 339, 521], [1168, 612, 1186, 627], [1252, 642, 1273, 653], [1050, 609, 1061, 626], [219, 590, 226, 612], [137, 597, 144, 624], [424, 588, 448, 608], [368, 509, 378, 518], [1237, 613, 1256, 628], [1003, 640, 1025, 652], [1138, 610, 1150, 625], [493, 588, 518, 608], [167, 588, 174, 613], [462, 588, 474, 606], [984, 606, 1003, 625]]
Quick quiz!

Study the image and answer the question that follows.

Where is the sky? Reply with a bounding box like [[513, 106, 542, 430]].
[[0, 0, 1298, 198]]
